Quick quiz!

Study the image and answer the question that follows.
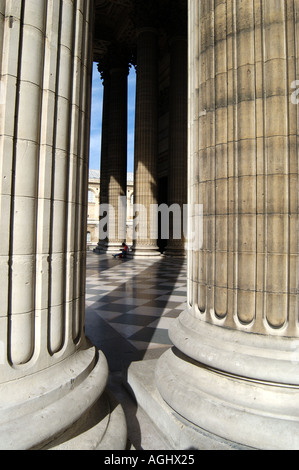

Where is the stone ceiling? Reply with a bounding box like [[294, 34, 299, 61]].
[[93, 0, 187, 62], [93, 0, 136, 61]]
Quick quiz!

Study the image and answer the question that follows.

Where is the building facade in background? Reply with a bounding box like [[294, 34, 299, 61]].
[[87, 170, 134, 249]]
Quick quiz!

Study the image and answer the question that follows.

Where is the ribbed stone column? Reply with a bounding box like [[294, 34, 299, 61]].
[[132, 26, 160, 257], [105, 48, 128, 253], [164, 34, 187, 257], [156, 0, 299, 449], [95, 65, 110, 253], [0, 0, 126, 450]]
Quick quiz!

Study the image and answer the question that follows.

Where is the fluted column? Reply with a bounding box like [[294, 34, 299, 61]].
[[105, 48, 128, 253], [156, 0, 299, 449], [132, 26, 160, 257], [95, 65, 110, 252], [164, 34, 187, 257], [0, 0, 126, 450]]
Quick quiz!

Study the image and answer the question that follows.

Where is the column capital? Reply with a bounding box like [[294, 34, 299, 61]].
[[136, 26, 159, 37], [97, 56, 110, 82], [97, 43, 131, 80], [108, 43, 131, 74]]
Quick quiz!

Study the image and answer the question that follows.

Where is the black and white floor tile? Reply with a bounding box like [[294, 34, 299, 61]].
[[85, 252, 187, 371]]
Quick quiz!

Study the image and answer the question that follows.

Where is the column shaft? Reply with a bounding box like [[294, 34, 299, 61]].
[[0, 0, 126, 449], [164, 36, 187, 257], [133, 28, 160, 256], [95, 69, 110, 252], [156, 0, 299, 450], [0, 0, 89, 375], [105, 64, 128, 251]]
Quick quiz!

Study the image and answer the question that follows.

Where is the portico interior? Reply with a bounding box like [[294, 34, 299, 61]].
[[93, 0, 188, 256], [0, 0, 298, 450]]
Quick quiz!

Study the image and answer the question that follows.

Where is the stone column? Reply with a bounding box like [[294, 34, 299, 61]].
[[156, 0, 299, 449], [95, 64, 110, 252], [164, 33, 187, 257], [105, 47, 129, 253], [132, 26, 160, 257], [0, 0, 126, 449]]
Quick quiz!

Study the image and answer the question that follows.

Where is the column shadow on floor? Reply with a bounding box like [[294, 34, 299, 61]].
[[84, 253, 186, 449]]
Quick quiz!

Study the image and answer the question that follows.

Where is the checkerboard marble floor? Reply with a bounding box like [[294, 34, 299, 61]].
[[84, 252, 187, 449], [85, 252, 187, 373]]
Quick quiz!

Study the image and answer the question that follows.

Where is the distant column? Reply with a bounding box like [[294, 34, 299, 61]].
[[164, 33, 187, 257], [133, 27, 160, 257], [105, 47, 129, 253], [95, 63, 110, 252], [0, 0, 126, 449]]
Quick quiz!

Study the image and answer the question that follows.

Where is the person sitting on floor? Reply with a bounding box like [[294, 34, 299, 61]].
[[112, 242, 128, 259]]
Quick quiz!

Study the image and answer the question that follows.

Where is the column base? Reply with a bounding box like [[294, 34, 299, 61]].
[[94, 241, 122, 254], [93, 241, 107, 254], [132, 244, 161, 258], [105, 241, 126, 255], [125, 358, 249, 450], [155, 346, 299, 450], [163, 241, 186, 258], [0, 345, 127, 450], [163, 248, 186, 258], [95, 242, 129, 256], [41, 389, 127, 450]]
